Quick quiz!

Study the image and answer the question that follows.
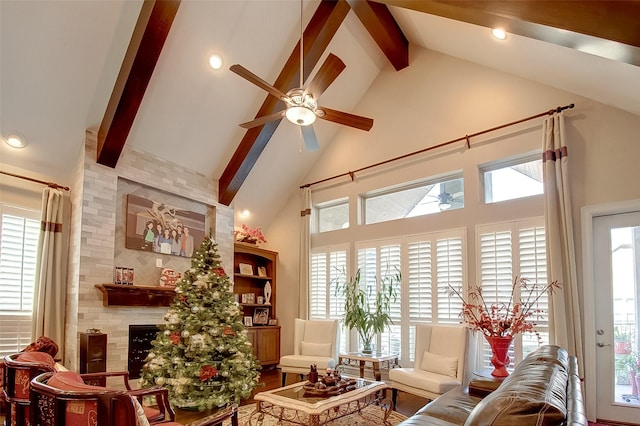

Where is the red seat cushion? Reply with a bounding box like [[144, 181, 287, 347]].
[[14, 352, 55, 398], [48, 372, 126, 426]]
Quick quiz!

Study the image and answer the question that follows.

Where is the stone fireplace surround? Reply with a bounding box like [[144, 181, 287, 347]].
[[64, 130, 234, 373]]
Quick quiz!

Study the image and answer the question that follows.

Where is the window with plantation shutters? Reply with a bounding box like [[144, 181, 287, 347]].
[[477, 219, 547, 369], [356, 241, 402, 357], [436, 237, 464, 323], [407, 239, 432, 322], [0, 205, 40, 356], [309, 246, 348, 354]]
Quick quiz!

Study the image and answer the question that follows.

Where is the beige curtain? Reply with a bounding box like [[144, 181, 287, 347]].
[[542, 112, 584, 371], [32, 187, 70, 360], [298, 187, 311, 319]]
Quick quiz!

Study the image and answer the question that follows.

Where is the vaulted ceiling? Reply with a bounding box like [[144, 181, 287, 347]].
[[2, 1, 639, 227]]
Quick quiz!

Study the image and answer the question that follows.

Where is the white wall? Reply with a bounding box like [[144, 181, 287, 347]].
[[266, 46, 640, 357]]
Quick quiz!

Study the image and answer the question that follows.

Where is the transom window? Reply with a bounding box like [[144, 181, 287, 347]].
[[482, 155, 543, 203], [361, 175, 464, 225], [316, 198, 349, 233]]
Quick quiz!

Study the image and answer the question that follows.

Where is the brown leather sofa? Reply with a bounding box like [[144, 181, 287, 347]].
[[398, 345, 587, 426]]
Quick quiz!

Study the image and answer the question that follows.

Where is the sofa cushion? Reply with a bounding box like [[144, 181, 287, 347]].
[[421, 351, 458, 378], [389, 368, 461, 395], [464, 362, 568, 426], [300, 341, 332, 357], [402, 387, 482, 426]]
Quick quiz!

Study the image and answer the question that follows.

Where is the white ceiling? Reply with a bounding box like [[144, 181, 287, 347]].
[[1, 0, 639, 229]]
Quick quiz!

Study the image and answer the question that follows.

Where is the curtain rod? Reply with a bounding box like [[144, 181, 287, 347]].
[[300, 103, 575, 189], [0, 170, 70, 191]]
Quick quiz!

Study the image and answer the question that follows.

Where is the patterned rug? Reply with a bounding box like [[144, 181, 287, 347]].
[[221, 403, 408, 425]]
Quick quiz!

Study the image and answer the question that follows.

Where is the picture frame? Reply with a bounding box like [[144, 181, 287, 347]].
[[268, 319, 278, 326], [257, 266, 267, 277], [125, 194, 206, 258], [257, 296, 265, 305], [239, 263, 253, 275], [253, 307, 270, 325], [243, 316, 253, 327], [241, 293, 255, 304]]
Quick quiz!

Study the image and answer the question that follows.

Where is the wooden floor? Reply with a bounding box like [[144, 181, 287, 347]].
[[175, 367, 428, 423]]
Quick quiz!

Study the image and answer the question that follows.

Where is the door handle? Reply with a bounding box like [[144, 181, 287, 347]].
[[596, 342, 611, 347]]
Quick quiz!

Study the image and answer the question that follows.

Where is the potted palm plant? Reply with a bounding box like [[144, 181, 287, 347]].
[[337, 268, 400, 354]]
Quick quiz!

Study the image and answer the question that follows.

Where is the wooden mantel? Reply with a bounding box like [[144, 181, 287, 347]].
[[95, 284, 175, 307]]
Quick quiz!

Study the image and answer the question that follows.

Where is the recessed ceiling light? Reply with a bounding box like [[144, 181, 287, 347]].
[[4, 134, 26, 148], [209, 54, 223, 70], [491, 28, 507, 40], [239, 209, 250, 218]]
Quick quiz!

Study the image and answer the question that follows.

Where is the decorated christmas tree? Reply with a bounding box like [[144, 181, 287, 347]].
[[140, 237, 261, 410]]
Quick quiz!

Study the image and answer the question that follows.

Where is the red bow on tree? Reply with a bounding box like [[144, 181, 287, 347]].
[[199, 365, 218, 381]]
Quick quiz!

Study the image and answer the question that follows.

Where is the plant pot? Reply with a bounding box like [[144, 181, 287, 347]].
[[486, 335, 512, 377], [361, 340, 374, 354]]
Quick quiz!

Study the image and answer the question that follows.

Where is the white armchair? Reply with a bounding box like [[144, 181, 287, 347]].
[[277, 319, 339, 386], [389, 323, 474, 404]]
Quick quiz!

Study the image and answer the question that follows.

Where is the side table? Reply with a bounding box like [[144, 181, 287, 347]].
[[338, 352, 399, 381], [468, 369, 506, 398]]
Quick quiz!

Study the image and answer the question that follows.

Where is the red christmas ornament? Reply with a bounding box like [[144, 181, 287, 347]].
[[213, 267, 226, 277], [169, 332, 181, 345], [199, 365, 218, 381], [223, 326, 235, 336]]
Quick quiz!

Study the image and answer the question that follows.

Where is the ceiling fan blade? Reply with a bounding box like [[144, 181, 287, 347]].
[[317, 107, 373, 131], [239, 111, 286, 129], [304, 53, 346, 99], [230, 64, 288, 101], [301, 125, 319, 151]]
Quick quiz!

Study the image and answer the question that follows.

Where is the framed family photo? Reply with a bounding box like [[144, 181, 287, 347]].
[[257, 266, 267, 277], [239, 263, 253, 275], [243, 316, 253, 327], [125, 194, 205, 258], [253, 307, 269, 325]]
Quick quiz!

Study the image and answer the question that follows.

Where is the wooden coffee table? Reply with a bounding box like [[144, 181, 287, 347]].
[[249, 376, 392, 426]]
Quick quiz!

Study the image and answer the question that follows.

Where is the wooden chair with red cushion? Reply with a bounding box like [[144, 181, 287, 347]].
[[3, 352, 57, 426], [77, 370, 171, 423], [0, 335, 59, 417], [31, 371, 239, 426]]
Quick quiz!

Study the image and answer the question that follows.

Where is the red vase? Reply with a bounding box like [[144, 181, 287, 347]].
[[486, 335, 512, 377]]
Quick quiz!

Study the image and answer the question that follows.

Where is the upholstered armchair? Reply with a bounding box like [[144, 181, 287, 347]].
[[388, 323, 474, 404], [3, 352, 57, 426], [277, 319, 339, 386], [30, 371, 239, 426]]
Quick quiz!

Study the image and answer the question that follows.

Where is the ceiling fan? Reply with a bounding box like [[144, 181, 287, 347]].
[[229, 2, 373, 151], [420, 184, 464, 211]]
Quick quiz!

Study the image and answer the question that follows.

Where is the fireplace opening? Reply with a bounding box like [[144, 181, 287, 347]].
[[128, 324, 160, 379]]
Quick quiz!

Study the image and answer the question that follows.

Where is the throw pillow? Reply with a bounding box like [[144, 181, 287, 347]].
[[300, 341, 332, 357], [420, 351, 458, 377]]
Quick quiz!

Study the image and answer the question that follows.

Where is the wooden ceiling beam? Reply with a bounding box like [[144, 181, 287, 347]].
[[97, 0, 181, 168], [374, 0, 640, 66], [218, 0, 351, 206], [347, 0, 409, 71]]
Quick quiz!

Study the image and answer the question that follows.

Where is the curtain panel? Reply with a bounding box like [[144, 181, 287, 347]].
[[541, 112, 584, 372]]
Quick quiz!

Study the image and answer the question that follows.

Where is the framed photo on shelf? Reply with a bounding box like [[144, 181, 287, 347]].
[[268, 318, 278, 326], [239, 263, 253, 275], [253, 307, 270, 325], [257, 266, 267, 277], [241, 293, 255, 304], [243, 316, 253, 327]]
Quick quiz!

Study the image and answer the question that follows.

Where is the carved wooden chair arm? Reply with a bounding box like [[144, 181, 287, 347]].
[[80, 370, 132, 389], [128, 385, 176, 423]]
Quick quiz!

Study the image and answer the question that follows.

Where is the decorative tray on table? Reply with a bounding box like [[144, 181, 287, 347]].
[[302, 376, 358, 398]]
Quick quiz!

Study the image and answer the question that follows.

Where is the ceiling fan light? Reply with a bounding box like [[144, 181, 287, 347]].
[[286, 106, 316, 126], [439, 201, 452, 211]]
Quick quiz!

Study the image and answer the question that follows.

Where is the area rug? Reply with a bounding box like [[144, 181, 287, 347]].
[[221, 403, 407, 425]]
